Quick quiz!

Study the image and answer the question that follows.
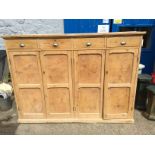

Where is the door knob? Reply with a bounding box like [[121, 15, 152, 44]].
[[120, 41, 126, 45], [53, 43, 59, 47], [19, 43, 25, 47], [86, 42, 92, 46]]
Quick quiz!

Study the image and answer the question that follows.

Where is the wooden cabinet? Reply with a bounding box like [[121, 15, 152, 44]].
[[3, 32, 145, 123]]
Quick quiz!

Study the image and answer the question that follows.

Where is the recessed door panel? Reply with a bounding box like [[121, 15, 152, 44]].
[[18, 88, 44, 118], [108, 53, 134, 83], [79, 88, 100, 113], [44, 54, 69, 83], [78, 54, 101, 83], [107, 87, 130, 114], [13, 54, 41, 84], [47, 88, 71, 113]]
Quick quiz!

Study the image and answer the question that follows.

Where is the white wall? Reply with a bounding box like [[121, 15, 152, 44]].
[[0, 19, 64, 49]]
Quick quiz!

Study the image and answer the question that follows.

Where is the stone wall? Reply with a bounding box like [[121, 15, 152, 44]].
[[0, 19, 64, 49]]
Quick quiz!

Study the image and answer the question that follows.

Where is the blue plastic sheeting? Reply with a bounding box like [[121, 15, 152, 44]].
[[112, 19, 155, 32], [64, 19, 109, 33]]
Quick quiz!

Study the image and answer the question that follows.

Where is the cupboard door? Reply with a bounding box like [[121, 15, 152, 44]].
[[9, 51, 46, 119], [74, 50, 105, 119], [104, 49, 139, 119], [40, 51, 73, 119]]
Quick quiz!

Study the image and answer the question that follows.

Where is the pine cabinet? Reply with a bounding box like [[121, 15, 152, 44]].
[[3, 32, 145, 123]]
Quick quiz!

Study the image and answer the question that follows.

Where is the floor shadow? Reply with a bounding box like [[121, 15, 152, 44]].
[[0, 123, 19, 135], [0, 101, 18, 135], [138, 109, 153, 121]]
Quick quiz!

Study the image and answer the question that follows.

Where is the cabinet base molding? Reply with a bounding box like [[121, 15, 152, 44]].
[[18, 119, 134, 124]]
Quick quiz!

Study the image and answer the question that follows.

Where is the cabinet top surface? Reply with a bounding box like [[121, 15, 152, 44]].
[[2, 31, 146, 39]]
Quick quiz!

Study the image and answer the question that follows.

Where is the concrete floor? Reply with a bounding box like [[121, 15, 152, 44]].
[[0, 102, 155, 135]]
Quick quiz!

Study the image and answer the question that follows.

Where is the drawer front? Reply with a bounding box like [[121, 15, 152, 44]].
[[107, 36, 141, 47], [5, 39, 38, 49], [39, 39, 72, 50], [74, 38, 105, 49]]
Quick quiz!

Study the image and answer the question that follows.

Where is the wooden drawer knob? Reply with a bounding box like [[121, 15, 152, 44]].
[[19, 43, 25, 47], [86, 42, 92, 46], [53, 43, 59, 47], [120, 41, 126, 45]]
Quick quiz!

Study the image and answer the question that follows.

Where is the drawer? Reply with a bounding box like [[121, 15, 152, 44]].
[[39, 39, 72, 50], [74, 38, 105, 49], [5, 39, 38, 49], [107, 36, 141, 47]]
